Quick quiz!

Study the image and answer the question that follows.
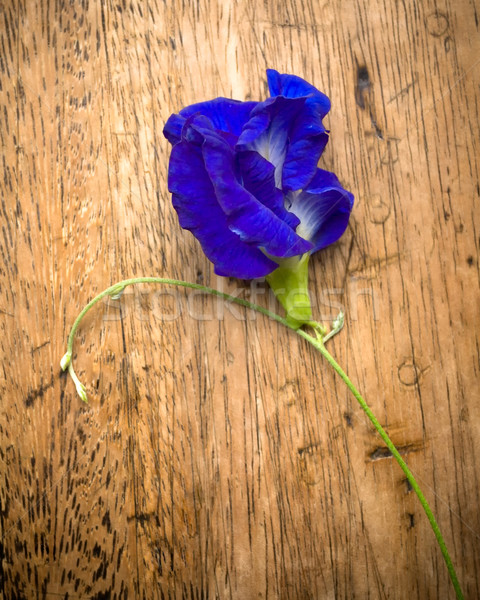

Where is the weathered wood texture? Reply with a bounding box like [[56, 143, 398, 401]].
[[1, 0, 479, 598]]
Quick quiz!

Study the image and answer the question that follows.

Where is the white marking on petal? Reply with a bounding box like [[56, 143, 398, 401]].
[[252, 129, 286, 188], [286, 190, 317, 242]]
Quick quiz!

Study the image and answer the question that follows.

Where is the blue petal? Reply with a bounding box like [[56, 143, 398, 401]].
[[193, 119, 312, 259], [267, 69, 331, 191], [181, 98, 258, 135], [237, 150, 300, 230], [286, 168, 354, 252], [236, 95, 307, 187], [163, 113, 185, 146], [167, 119, 279, 278], [281, 123, 329, 192], [163, 98, 257, 146], [267, 69, 331, 117], [237, 92, 329, 192]]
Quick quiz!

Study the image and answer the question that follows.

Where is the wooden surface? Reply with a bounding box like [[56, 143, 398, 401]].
[[1, 0, 479, 598]]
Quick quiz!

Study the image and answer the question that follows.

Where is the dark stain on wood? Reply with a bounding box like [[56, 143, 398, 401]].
[[355, 65, 371, 110], [24, 377, 54, 407]]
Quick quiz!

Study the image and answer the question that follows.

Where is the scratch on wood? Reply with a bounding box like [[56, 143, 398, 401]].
[[297, 441, 322, 456], [388, 79, 417, 103], [348, 252, 403, 279], [31, 340, 50, 354]]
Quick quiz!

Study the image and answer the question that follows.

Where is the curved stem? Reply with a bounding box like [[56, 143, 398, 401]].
[[64, 278, 290, 358], [61, 276, 463, 600], [60, 277, 291, 399]]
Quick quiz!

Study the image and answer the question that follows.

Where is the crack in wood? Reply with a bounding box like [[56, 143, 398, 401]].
[[369, 442, 423, 462]]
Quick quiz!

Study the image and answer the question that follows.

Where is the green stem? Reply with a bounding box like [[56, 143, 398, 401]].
[[61, 277, 463, 599], [295, 330, 464, 600], [60, 277, 291, 399]]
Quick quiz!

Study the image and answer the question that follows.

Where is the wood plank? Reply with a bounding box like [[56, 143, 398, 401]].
[[0, 0, 479, 597]]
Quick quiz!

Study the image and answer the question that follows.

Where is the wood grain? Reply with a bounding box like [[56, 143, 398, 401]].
[[1, 0, 479, 598]]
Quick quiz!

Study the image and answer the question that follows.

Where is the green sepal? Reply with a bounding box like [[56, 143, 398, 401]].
[[266, 253, 313, 329]]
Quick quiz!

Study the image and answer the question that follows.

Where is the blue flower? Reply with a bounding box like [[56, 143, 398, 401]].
[[163, 69, 353, 282]]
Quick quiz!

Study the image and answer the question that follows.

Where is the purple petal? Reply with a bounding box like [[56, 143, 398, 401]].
[[163, 98, 257, 146], [167, 121, 279, 278], [286, 168, 354, 252]]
